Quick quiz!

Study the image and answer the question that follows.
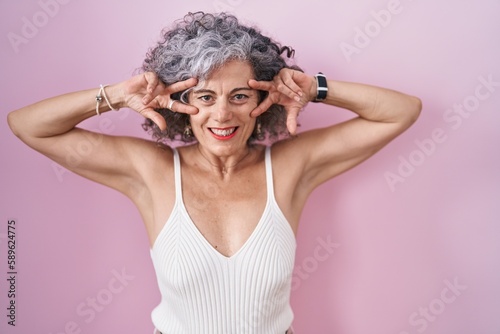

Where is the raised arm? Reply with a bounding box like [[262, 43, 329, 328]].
[[7, 73, 197, 198], [249, 69, 422, 192]]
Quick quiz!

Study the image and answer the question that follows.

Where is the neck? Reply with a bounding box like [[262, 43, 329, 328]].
[[196, 144, 252, 175]]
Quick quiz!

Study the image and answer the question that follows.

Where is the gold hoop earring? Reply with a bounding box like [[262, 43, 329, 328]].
[[255, 121, 262, 136], [184, 124, 193, 138]]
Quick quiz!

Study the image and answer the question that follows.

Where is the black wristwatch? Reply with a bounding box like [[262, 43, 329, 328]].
[[313, 72, 328, 102]]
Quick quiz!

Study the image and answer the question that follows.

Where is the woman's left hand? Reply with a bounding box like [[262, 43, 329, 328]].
[[248, 68, 316, 135]]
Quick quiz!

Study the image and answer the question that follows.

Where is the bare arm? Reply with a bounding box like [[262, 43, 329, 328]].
[[249, 69, 422, 192], [300, 78, 421, 189], [7, 73, 198, 198]]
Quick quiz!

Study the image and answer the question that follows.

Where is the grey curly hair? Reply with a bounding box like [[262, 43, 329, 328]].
[[141, 11, 301, 143]]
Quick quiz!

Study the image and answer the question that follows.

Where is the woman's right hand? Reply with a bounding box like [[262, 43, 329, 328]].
[[120, 72, 199, 131], [7, 71, 200, 201]]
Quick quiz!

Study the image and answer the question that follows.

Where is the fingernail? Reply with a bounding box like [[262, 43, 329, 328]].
[[294, 96, 301, 102]]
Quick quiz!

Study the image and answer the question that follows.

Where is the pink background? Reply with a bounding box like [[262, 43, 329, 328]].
[[1, 0, 499, 333]]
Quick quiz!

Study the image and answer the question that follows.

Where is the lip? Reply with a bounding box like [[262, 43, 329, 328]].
[[208, 127, 238, 140]]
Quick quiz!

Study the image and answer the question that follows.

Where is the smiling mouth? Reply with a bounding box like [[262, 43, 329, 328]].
[[209, 127, 238, 138]]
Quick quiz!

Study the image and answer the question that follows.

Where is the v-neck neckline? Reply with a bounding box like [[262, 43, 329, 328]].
[[177, 147, 269, 260], [179, 196, 270, 260]]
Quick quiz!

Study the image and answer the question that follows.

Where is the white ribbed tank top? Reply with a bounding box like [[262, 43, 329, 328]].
[[150, 146, 296, 334]]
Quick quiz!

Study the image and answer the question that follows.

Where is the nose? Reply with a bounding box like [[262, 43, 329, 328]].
[[213, 100, 233, 123]]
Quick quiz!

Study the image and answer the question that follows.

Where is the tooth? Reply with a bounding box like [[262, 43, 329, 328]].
[[212, 128, 235, 136]]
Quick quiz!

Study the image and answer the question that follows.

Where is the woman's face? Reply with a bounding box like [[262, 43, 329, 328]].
[[188, 60, 260, 156]]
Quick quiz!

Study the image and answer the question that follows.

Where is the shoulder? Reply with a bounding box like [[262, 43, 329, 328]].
[[121, 136, 174, 163], [268, 138, 306, 185], [121, 137, 175, 183], [269, 132, 314, 170], [269, 128, 333, 194]]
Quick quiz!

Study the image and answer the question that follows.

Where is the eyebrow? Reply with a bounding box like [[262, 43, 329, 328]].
[[192, 87, 255, 95]]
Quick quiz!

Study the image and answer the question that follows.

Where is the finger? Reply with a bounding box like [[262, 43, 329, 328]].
[[152, 95, 199, 115], [169, 100, 199, 115], [278, 74, 303, 102], [144, 72, 159, 94], [250, 97, 273, 117], [144, 77, 196, 105], [151, 94, 170, 109], [286, 107, 301, 135], [248, 80, 278, 117], [142, 72, 161, 105], [248, 79, 274, 92], [140, 108, 167, 131], [167, 78, 198, 94]]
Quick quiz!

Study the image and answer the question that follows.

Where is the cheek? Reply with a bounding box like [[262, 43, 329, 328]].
[[235, 99, 259, 115], [189, 108, 210, 123], [234, 105, 254, 117], [248, 96, 260, 108], [188, 115, 206, 135]]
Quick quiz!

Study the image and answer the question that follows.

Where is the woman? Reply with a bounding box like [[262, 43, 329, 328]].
[[7, 12, 421, 334]]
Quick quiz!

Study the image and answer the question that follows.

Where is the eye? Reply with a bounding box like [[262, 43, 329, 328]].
[[198, 95, 214, 103], [231, 94, 249, 103]]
